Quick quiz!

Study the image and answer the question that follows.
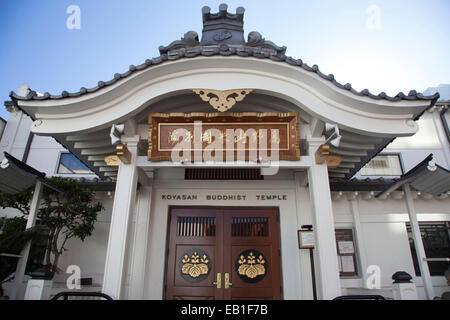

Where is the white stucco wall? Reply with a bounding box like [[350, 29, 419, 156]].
[[52, 192, 113, 286], [0, 110, 32, 160], [0, 118, 6, 141], [387, 111, 450, 170], [333, 195, 450, 299]]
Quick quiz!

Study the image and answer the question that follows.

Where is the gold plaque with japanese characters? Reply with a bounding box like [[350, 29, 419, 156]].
[[147, 112, 300, 162]]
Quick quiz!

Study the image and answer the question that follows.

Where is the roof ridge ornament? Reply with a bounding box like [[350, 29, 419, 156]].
[[201, 4, 246, 45], [202, 3, 245, 24], [193, 89, 253, 112], [159, 31, 200, 55], [246, 31, 287, 55]]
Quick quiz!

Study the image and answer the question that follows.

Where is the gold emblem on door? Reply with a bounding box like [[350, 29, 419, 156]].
[[181, 251, 210, 278], [237, 251, 266, 279]]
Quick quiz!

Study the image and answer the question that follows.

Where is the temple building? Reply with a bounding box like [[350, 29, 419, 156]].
[[0, 4, 449, 300]]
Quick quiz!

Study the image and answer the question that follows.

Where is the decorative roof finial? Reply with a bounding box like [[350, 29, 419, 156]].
[[200, 3, 246, 45]]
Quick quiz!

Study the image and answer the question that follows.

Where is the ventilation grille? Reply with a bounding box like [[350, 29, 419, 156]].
[[367, 159, 388, 168], [177, 216, 216, 237], [185, 168, 263, 180], [231, 217, 269, 237]]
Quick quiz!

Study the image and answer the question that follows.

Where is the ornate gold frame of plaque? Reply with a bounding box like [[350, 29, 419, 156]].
[[147, 112, 300, 162]]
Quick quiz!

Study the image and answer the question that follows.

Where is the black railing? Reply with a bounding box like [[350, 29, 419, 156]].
[[51, 291, 113, 300], [333, 295, 386, 300]]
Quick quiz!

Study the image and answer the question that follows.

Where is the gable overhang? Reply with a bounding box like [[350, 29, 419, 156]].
[[10, 56, 437, 181], [15, 56, 432, 136]]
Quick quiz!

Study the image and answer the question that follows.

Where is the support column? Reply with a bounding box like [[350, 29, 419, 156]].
[[347, 193, 369, 287], [102, 136, 139, 299], [294, 171, 314, 300], [307, 137, 341, 299], [403, 183, 435, 300], [128, 170, 154, 299], [11, 180, 43, 300]]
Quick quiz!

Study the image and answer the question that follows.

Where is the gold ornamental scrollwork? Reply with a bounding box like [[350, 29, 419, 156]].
[[104, 155, 120, 167], [193, 89, 253, 112], [237, 251, 266, 279], [181, 251, 210, 279]]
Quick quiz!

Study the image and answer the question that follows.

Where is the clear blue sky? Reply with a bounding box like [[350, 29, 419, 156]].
[[0, 0, 449, 121]]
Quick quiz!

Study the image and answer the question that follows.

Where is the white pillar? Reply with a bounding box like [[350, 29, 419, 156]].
[[307, 137, 341, 299], [347, 193, 369, 287], [403, 183, 435, 300], [11, 180, 43, 300], [102, 136, 139, 299], [294, 171, 314, 300], [128, 174, 153, 299]]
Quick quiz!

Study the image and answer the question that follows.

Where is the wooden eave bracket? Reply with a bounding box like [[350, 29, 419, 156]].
[[315, 144, 342, 168], [116, 143, 132, 164]]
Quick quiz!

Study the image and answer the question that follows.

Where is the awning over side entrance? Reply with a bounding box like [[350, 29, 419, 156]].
[[0, 152, 61, 194], [376, 154, 450, 197]]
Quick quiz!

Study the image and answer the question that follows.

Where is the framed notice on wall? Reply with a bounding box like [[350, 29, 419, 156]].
[[338, 241, 355, 254], [298, 230, 315, 249], [335, 228, 358, 277]]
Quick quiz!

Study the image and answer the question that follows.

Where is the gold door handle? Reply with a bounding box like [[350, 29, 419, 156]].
[[213, 273, 221, 288], [225, 272, 232, 289]]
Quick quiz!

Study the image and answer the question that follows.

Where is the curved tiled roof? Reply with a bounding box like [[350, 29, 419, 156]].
[[10, 43, 440, 103], [9, 3, 439, 105]]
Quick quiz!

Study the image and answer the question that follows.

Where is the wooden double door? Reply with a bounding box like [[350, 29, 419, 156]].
[[164, 206, 282, 300]]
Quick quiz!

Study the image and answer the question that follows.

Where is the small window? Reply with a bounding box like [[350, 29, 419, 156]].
[[360, 154, 403, 176], [57, 153, 92, 174], [335, 228, 358, 277], [406, 222, 450, 276]]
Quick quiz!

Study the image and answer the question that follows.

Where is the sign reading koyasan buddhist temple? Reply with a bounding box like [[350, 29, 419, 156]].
[[147, 112, 300, 162]]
